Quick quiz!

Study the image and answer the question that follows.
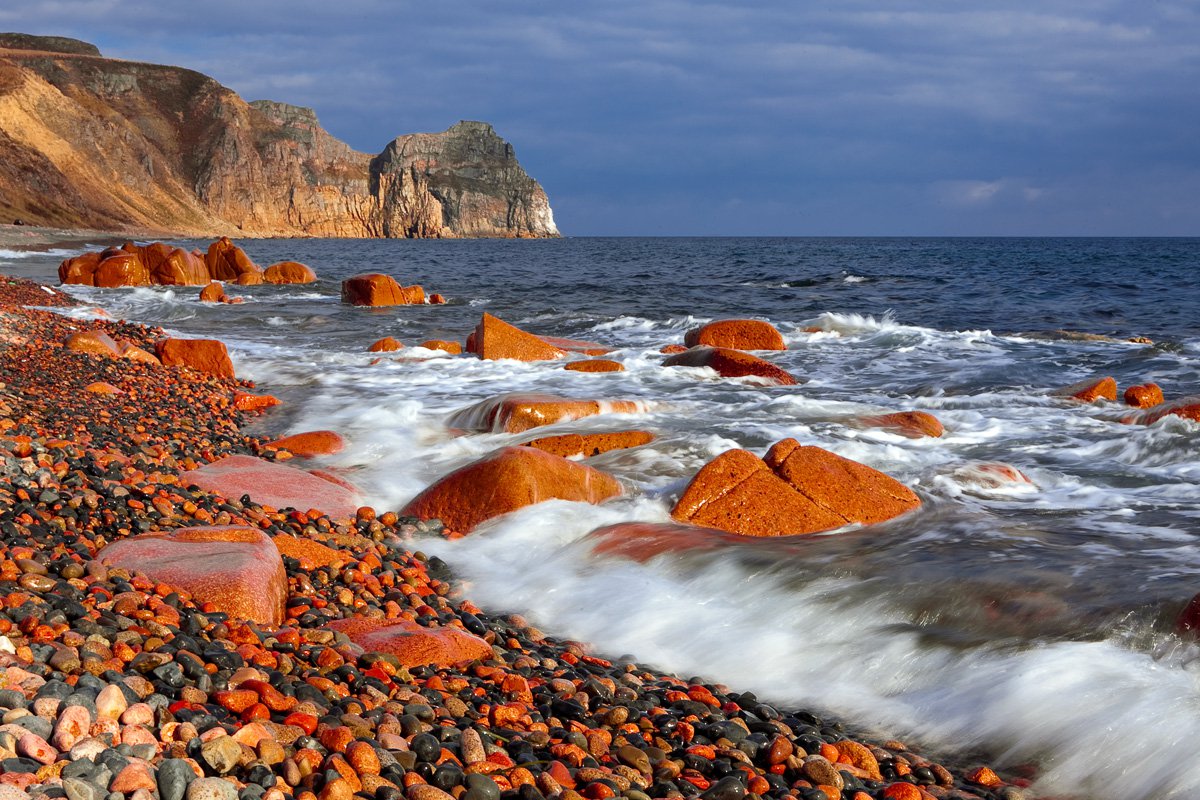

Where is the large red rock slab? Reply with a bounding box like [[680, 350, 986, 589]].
[[119, 342, 161, 366], [267, 430, 346, 457], [421, 340, 462, 354], [684, 319, 786, 351], [589, 521, 755, 560], [206, 237, 262, 283], [663, 346, 796, 385], [65, 329, 120, 358], [858, 411, 944, 438], [95, 526, 286, 627], [522, 431, 655, 459], [565, 359, 624, 373], [155, 338, 235, 379], [342, 274, 409, 306], [466, 313, 566, 361], [401, 446, 622, 533], [263, 262, 317, 284], [447, 393, 645, 434], [1124, 383, 1164, 409], [325, 618, 492, 667], [951, 462, 1034, 489], [1128, 396, 1200, 426], [58, 251, 102, 285], [671, 439, 919, 537], [181, 454, 362, 520], [1052, 376, 1117, 402], [367, 337, 403, 352]]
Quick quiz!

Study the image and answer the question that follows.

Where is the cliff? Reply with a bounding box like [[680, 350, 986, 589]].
[[0, 34, 558, 238]]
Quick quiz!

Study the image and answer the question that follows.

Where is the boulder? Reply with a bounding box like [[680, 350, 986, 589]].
[[447, 392, 645, 434], [95, 526, 286, 627], [671, 439, 920, 537], [401, 446, 622, 533], [232, 391, 281, 412], [660, 344, 689, 355], [263, 261, 317, 284], [522, 431, 655, 459], [233, 271, 263, 286], [538, 336, 612, 355], [267, 430, 346, 457], [199, 282, 226, 303], [429, 293, 447, 304], [1052, 376, 1117, 403], [401, 284, 426, 304], [1124, 383, 1164, 409], [65, 329, 120, 358], [951, 462, 1033, 489], [341, 273, 408, 306], [466, 313, 566, 361], [367, 337, 403, 352], [858, 411, 944, 438], [1128, 396, 1200, 426], [663, 346, 797, 385], [93, 253, 150, 288], [146, 245, 209, 286], [325, 618, 492, 667], [420, 340, 462, 354], [180, 454, 362, 520], [155, 338, 235, 379], [205, 237, 262, 283], [564, 359, 625, 373], [119, 342, 161, 366], [684, 319, 786, 351], [57, 251, 102, 285], [589, 521, 753, 561]]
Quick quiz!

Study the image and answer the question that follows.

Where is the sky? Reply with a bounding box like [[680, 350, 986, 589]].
[[3, 1, 1199, 236]]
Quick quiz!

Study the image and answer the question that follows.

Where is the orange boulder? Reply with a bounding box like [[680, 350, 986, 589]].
[[155, 338, 235, 379], [325, 618, 492, 667], [93, 253, 151, 288], [1124, 383, 1164, 409], [401, 446, 622, 533], [272, 534, 344, 569], [267, 430, 346, 457], [367, 337, 403, 352], [684, 319, 786, 351], [589, 521, 755, 561], [58, 251, 102, 285], [206, 237, 262, 283], [233, 391, 281, 412], [565, 359, 625, 373], [148, 245, 209, 285], [538, 336, 612, 356], [522, 431, 655, 459], [341, 273, 409, 306], [95, 525, 286, 627], [1129, 395, 1200, 426], [671, 439, 920, 537], [663, 346, 797, 385], [401, 284, 426, 304], [263, 261, 317, 284], [429, 293, 447, 304], [199, 282, 226, 303], [660, 344, 688, 355], [447, 393, 645, 434], [181, 454, 362, 520], [952, 462, 1033, 489], [65, 329, 121, 358], [421, 340, 462, 354], [466, 313, 566, 361], [1052, 376, 1117, 403], [119, 342, 161, 366], [858, 411, 944, 438]]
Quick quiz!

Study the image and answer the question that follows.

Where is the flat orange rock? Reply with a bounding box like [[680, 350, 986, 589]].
[[564, 359, 624, 373], [401, 446, 622, 533], [589, 521, 752, 560], [466, 313, 566, 362], [538, 335, 612, 356], [522, 431, 654, 459], [684, 319, 786, 351], [263, 261, 317, 284], [146, 245, 208, 285], [325, 618, 492, 667], [671, 439, 919, 537], [663, 346, 796, 385], [199, 282, 226, 303], [272, 534, 344, 568], [1124, 383, 1164, 409], [65, 330, 120, 358], [181, 454, 362, 520], [155, 338, 235, 379], [421, 340, 462, 354], [341, 274, 409, 306], [119, 342, 161, 366], [858, 411, 944, 438], [1129, 395, 1200, 425], [447, 392, 645, 434], [267, 430, 346, 457], [1052, 376, 1117, 402], [952, 462, 1033, 488], [96, 525, 286, 627], [233, 391, 281, 412], [660, 344, 689, 355], [367, 337, 403, 352]]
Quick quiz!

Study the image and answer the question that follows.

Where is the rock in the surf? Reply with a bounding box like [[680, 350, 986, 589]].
[[858, 410, 944, 438], [589, 521, 753, 560], [684, 319, 786, 351], [466, 312, 567, 361], [267, 430, 346, 457], [1128, 395, 1200, 425], [263, 261, 317, 284], [1124, 383, 1164, 409], [155, 338, 235, 379], [521, 431, 654, 459], [205, 237, 262, 283], [401, 446, 622, 533], [367, 336, 404, 351], [1052, 376, 1117, 402], [564, 359, 625, 373], [447, 392, 645, 434], [341, 273, 410, 306], [663, 346, 796, 385], [672, 438, 920, 536]]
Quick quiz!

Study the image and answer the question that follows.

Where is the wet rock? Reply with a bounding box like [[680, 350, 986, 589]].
[[342, 274, 411, 306], [402, 446, 622, 533], [564, 359, 625, 373], [1052, 375, 1117, 403], [206, 237, 262, 284], [263, 261, 317, 284], [266, 430, 346, 457], [522, 431, 655, 459], [94, 252, 152, 287], [663, 346, 796, 385], [951, 462, 1033, 489], [326, 617, 492, 667], [368, 337, 404, 352], [466, 313, 566, 361], [180, 454, 362, 520], [447, 392, 645, 434], [96, 525, 287, 627], [199, 282, 227, 303], [1127, 395, 1200, 425], [155, 338, 236, 379], [684, 319, 786, 351], [858, 411, 944, 438], [66, 329, 121, 358], [1124, 383, 1164, 409]]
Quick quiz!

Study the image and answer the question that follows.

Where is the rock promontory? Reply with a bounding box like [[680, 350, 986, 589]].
[[0, 34, 559, 238]]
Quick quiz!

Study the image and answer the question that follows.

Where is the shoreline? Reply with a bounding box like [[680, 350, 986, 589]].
[[0, 270, 1030, 800]]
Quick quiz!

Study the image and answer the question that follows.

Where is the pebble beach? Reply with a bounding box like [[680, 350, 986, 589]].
[[0, 231, 1036, 800]]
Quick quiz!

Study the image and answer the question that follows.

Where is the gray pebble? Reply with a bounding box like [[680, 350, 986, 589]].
[[158, 758, 197, 800], [63, 778, 100, 800]]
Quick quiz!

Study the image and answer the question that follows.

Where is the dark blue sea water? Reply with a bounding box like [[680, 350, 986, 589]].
[[6, 236, 1200, 799]]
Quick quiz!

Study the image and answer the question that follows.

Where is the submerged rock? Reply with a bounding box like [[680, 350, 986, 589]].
[[684, 319, 786, 351]]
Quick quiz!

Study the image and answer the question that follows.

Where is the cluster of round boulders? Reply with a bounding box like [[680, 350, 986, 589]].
[[58, 238, 317, 289], [1050, 376, 1200, 427], [0, 272, 1031, 800]]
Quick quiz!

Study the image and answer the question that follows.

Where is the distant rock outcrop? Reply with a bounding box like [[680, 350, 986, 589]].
[[0, 34, 559, 238]]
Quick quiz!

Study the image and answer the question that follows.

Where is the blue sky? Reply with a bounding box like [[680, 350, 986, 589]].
[[4, 1, 1198, 235]]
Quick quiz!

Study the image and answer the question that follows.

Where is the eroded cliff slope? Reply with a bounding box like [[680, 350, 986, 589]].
[[0, 34, 558, 238]]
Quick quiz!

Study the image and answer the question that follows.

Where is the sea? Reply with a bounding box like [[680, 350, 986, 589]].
[[5, 236, 1200, 799]]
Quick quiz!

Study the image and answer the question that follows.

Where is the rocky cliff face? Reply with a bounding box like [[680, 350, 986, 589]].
[[0, 35, 558, 238]]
